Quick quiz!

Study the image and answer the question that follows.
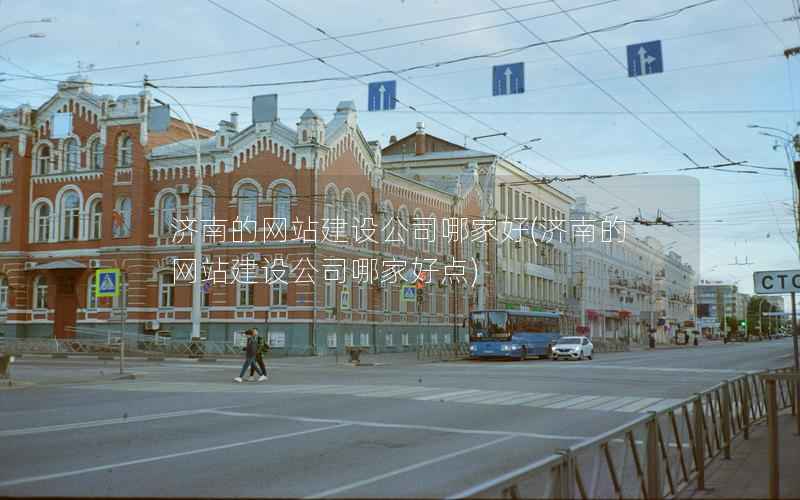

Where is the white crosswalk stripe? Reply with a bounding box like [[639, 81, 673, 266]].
[[70, 381, 684, 414]]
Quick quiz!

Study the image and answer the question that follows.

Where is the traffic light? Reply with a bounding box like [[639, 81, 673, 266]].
[[739, 320, 747, 329]]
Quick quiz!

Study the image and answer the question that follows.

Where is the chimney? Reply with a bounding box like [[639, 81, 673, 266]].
[[230, 112, 239, 131], [389, 135, 397, 144], [415, 121, 425, 156]]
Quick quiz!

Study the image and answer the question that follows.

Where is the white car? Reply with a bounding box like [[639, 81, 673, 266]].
[[552, 336, 593, 361]]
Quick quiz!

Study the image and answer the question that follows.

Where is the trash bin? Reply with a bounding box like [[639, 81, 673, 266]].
[[649, 335, 656, 349]]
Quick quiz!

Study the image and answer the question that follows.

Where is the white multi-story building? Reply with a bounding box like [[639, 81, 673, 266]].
[[570, 197, 696, 343]]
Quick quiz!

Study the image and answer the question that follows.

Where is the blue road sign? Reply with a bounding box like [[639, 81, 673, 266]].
[[626, 40, 663, 77], [368, 80, 397, 111], [96, 268, 120, 298], [492, 62, 525, 96]]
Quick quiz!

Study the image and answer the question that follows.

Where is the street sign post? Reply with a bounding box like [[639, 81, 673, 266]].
[[754, 269, 800, 435], [626, 40, 663, 77], [492, 62, 525, 96], [367, 80, 397, 111], [401, 285, 417, 302], [95, 268, 125, 374]]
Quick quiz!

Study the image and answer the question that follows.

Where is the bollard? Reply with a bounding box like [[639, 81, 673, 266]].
[[742, 379, 751, 440], [767, 378, 780, 499], [693, 396, 705, 491], [646, 414, 661, 499], [721, 382, 732, 460]]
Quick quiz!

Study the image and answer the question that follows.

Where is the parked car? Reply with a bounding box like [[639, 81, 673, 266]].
[[552, 336, 593, 361]]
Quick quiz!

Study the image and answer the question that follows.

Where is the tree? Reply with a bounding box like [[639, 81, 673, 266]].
[[726, 316, 738, 335], [747, 297, 777, 337]]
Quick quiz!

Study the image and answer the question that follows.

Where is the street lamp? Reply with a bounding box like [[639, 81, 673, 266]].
[[747, 124, 794, 137], [0, 18, 54, 35], [149, 84, 205, 341], [500, 138, 542, 157], [0, 33, 46, 49]]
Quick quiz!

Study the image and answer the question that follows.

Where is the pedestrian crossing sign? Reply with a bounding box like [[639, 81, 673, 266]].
[[95, 268, 120, 298]]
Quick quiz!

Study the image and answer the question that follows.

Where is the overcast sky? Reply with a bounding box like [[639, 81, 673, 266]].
[[1, 0, 798, 295]]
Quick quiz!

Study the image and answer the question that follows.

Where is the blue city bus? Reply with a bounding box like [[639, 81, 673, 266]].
[[468, 310, 562, 360]]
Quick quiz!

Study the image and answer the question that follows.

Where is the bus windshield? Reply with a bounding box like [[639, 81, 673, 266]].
[[469, 311, 510, 340]]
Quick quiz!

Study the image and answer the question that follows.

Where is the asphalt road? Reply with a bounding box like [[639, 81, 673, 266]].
[[0, 339, 795, 497]]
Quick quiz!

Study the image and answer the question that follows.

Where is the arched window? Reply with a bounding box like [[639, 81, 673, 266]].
[[33, 275, 48, 309], [118, 135, 132, 167], [0, 205, 9, 242], [86, 274, 97, 309], [193, 190, 214, 227], [60, 191, 81, 241], [113, 197, 131, 238], [88, 198, 102, 240], [158, 272, 174, 308], [0, 147, 12, 177], [342, 191, 354, 231], [0, 275, 8, 309], [273, 185, 292, 226], [398, 207, 410, 247], [36, 145, 50, 175], [237, 185, 258, 225], [33, 202, 50, 242], [324, 186, 337, 221], [159, 193, 178, 236], [65, 138, 80, 171], [357, 196, 369, 225], [90, 138, 104, 170]]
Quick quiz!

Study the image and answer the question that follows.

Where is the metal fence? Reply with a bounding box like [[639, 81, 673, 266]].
[[451, 366, 797, 499], [417, 342, 470, 361]]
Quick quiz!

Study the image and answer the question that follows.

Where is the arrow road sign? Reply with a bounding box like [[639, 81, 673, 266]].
[[626, 40, 663, 77], [368, 80, 397, 111], [492, 63, 525, 96], [96, 268, 120, 298]]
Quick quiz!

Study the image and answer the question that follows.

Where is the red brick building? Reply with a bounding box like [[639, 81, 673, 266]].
[[0, 76, 485, 353]]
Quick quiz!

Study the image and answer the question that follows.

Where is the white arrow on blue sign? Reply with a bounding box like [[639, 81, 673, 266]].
[[492, 62, 525, 96], [626, 40, 663, 77], [368, 80, 397, 111]]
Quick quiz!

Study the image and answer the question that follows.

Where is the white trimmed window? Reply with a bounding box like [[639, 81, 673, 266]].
[[60, 191, 81, 241], [273, 185, 291, 226], [271, 282, 287, 306], [0, 275, 8, 309], [113, 197, 132, 238], [237, 282, 255, 307], [33, 275, 48, 309], [0, 205, 9, 242], [64, 138, 79, 171], [88, 198, 102, 240], [90, 137, 104, 170], [87, 275, 97, 309], [33, 202, 50, 242], [0, 147, 12, 177], [401, 333, 409, 346], [36, 145, 50, 175], [385, 333, 394, 347], [118, 135, 132, 167], [359, 333, 370, 346], [238, 185, 258, 226], [344, 333, 354, 347], [158, 272, 174, 308], [159, 193, 178, 236]]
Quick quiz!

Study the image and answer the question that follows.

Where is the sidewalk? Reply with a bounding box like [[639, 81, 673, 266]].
[[681, 410, 800, 499]]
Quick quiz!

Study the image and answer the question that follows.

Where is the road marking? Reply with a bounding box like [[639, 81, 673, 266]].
[[0, 423, 348, 488], [415, 389, 482, 401], [616, 397, 662, 413], [0, 408, 224, 437], [206, 410, 588, 441], [304, 435, 516, 498], [70, 381, 688, 414]]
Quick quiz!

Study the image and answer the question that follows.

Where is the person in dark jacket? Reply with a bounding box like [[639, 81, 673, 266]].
[[235, 329, 266, 383], [249, 329, 269, 380]]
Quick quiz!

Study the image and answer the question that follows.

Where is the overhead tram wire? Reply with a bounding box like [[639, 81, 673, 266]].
[[488, 0, 709, 244], [551, 0, 733, 161], [1, 0, 721, 92], [204, 0, 550, 180], [259, 0, 553, 166]]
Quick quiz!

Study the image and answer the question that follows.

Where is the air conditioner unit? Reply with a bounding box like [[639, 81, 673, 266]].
[[89, 259, 102, 268], [23, 262, 36, 271], [176, 184, 190, 195], [145, 320, 160, 331]]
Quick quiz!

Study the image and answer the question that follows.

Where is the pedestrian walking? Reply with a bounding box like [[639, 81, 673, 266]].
[[234, 329, 266, 383], [249, 328, 269, 381]]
